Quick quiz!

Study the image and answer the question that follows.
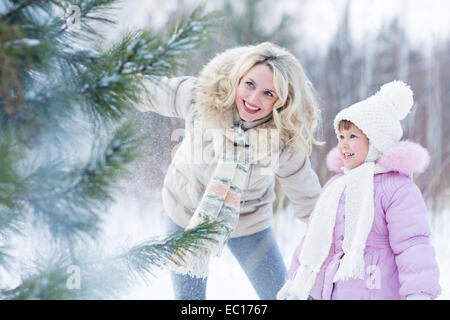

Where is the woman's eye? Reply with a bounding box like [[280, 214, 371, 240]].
[[246, 81, 254, 88], [264, 91, 274, 97]]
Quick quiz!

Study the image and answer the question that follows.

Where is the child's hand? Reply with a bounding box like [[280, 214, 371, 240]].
[[277, 279, 300, 300]]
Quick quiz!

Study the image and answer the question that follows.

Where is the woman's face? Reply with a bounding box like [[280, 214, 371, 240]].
[[235, 63, 278, 122]]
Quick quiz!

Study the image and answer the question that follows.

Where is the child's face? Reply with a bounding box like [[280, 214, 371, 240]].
[[235, 63, 278, 122], [337, 124, 369, 170]]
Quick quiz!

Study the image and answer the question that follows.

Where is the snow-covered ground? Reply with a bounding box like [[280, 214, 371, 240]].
[[102, 189, 449, 300], [430, 210, 450, 300]]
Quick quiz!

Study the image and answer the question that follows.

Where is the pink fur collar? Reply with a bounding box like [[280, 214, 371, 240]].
[[326, 141, 430, 176]]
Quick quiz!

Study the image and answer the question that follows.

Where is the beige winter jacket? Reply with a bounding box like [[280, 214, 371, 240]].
[[134, 74, 322, 238]]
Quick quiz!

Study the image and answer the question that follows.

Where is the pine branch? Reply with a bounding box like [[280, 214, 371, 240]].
[[1, 264, 81, 300], [0, 0, 37, 21], [22, 121, 147, 243], [76, 4, 219, 122], [57, 0, 118, 37], [0, 134, 25, 236], [115, 5, 220, 77], [122, 220, 223, 280], [74, 122, 145, 201], [0, 246, 13, 271], [79, 70, 144, 121], [0, 0, 224, 300], [0, 10, 59, 118], [0, 221, 223, 299], [0, 0, 117, 108]]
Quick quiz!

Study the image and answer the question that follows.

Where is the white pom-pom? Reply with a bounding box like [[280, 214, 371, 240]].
[[378, 80, 414, 120]]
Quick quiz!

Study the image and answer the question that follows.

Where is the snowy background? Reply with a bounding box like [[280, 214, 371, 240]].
[[83, 0, 450, 299]]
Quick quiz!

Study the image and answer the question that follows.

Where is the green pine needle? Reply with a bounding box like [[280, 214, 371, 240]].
[[123, 220, 224, 279], [23, 121, 147, 242]]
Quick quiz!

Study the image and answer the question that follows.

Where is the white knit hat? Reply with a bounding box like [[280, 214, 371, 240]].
[[334, 81, 414, 160]]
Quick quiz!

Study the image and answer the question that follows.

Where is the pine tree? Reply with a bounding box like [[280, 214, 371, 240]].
[[0, 0, 221, 299]]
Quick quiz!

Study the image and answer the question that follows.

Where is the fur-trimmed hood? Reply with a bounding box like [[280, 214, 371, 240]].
[[326, 141, 430, 176], [195, 46, 244, 129]]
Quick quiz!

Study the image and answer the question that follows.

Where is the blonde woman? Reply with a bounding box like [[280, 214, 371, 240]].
[[134, 42, 323, 299]]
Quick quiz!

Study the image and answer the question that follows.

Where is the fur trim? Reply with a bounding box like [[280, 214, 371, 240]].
[[195, 47, 246, 129], [326, 147, 344, 173], [326, 141, 430, 175], [377, 141, 430, 175]]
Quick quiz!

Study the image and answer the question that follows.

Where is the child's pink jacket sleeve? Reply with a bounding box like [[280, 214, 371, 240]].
[[385, 177, 441, 299]]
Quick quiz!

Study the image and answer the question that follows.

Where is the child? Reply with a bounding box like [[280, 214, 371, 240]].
[[278, 81, 441, 300]]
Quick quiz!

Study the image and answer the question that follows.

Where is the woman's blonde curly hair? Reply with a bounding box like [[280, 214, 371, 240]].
[[207, 42, 323, 155]]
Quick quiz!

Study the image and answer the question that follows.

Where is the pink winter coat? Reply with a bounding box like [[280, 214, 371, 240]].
[[288, 141, 441, 300]]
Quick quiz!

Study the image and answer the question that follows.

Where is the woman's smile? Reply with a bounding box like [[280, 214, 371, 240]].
[[243, 100, 261, 113]]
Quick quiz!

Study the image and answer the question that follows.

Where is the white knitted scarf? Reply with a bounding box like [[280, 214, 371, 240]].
[[279, 162, 389, 300]]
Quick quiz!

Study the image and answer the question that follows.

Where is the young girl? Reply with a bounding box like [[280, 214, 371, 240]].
[[278, 81, 441, 300], [133, 42, 323, 299]]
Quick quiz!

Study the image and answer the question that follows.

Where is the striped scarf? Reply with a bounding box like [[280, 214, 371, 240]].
[[171, 127, 250, 278]]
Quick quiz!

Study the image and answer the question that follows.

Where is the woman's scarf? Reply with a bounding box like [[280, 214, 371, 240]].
[[171, 126, 250, 278]]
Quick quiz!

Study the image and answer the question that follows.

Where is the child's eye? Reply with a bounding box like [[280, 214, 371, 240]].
[[350, 134, 357, 139], [339, 135, 344, 140]]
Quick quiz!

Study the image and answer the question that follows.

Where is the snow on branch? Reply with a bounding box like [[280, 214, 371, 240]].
[[115, 5, 220, 76], [21, 122, 145, 243]]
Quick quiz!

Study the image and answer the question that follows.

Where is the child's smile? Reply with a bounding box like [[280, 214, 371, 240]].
[[342, 151, 355, 160], [337, 124, 369, 170]]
